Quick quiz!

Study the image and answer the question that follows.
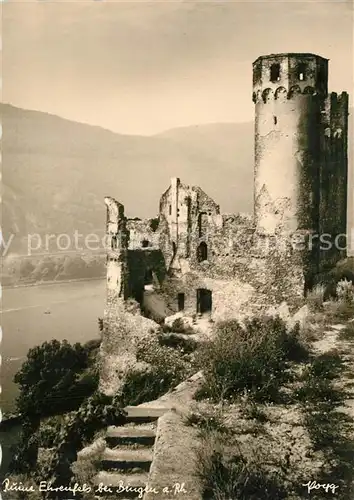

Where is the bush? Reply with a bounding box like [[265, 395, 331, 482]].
[[336, 279, 354, 304], [10, 339, 101, 479], [157, 333, 198, 353], [185, 406, 230, 435], [161, 318, 195, 335], [33, 392, 126, 491], [196, 316, 309, 403], [119, 366, 177, 407], [136, 335, 194, 384], [240, 403, 268, 423], [339, 322, 354, 341], [196, 435, 288, 500], [149, 217, 159, 232], [306, 284, 326, 312], [307, 351, 344, 380], [324, 299, 354, 322], [14, 339, 94, 418]]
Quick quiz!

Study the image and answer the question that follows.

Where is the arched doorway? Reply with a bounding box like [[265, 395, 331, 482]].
[[197, 242, 208, 262]]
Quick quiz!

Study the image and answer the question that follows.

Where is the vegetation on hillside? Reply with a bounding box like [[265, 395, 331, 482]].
[[186, 286, 354, 500], [6, 276, 354, 499], [3, 254, 106, 286], [195, 316, 309, 403], [7, 326, 195, 496]]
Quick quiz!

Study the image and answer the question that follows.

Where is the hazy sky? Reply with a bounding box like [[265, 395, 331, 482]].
[[3, 0, 354, 135]]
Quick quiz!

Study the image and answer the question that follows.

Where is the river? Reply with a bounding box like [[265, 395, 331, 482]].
[[0, 279, 106, 481], [1, 279, 106, 415]]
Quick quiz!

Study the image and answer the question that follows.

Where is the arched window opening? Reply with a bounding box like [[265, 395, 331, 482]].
[[270, 63, 280, 82], [297, 62, 307, 81], [197, 242, 208, 262]]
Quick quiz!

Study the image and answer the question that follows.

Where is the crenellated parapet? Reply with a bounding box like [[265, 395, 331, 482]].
[[253, 53, 328, 99], [253, 85, 320, 103]]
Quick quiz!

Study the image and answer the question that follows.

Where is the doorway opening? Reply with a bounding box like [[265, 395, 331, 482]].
[[197, 288, 212, 314], [197, 242, 208, 262], [177, 293, 185, 312], [144, 269, 153, 285]]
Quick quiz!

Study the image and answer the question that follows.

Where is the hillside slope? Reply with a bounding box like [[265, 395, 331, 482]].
[[1, 104, 254, 255]]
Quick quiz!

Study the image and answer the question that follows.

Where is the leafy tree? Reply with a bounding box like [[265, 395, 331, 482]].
[[14, 340, 91, 418]]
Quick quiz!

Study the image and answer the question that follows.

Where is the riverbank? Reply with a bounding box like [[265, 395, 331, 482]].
[[2, 279, 105, 414], [3, 275, 105, 290]]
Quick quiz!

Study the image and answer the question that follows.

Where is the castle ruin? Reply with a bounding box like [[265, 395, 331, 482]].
[[100, 53, 349, 394]]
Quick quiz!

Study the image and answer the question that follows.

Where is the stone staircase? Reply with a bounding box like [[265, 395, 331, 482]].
[[93, 406, 168, 499]]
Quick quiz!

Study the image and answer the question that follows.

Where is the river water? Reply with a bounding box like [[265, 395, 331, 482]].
[[1, 279, 106, 415]]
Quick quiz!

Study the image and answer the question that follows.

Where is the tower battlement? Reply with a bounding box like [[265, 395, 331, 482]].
[[253, 53, 328, 103], [253, 52, 348, 280]]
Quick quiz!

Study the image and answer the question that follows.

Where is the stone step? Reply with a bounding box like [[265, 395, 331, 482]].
[[94, 471, 149, 498], [106, 425, 156, 446], [124, 405, 168, 423], [101, 448, 153, 472]]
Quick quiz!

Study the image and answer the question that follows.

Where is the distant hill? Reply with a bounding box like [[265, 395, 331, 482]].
[[1, 103, 352, 261], [1, 104, 254, 256]]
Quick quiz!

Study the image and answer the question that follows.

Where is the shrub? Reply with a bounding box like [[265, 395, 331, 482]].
[[136, 334, 194, 383], [119, 366, 177, 407], [185, 406, 229, 435], [339, 321, 354, 341], [306, 284, 326, 312], [324, 299, 354, 322], [307, 351, 344, 380], [34, 392, 126, 490], [161, 318, 195, 335], [240, 403, 268, 423], [296, 377, 344, 406], [196, 435, 288, 500], [149, 217, 159, 232], [336, 279, 354, 304], [157, 333, 198, 353], [196, 316, 309, 403]]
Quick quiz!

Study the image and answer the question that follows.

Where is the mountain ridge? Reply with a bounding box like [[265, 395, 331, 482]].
[[2, 103, 352, 258], [1, 104, 254, 255]]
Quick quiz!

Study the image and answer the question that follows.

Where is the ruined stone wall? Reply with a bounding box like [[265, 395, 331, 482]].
[[319, 91, 349, 272], [160, 234, 305, 321], [103, 53, 348, 327], [159, 178, 220, 270], [101, 200, 166, 396], [157, 173, 307, 318], [127, 219, 160, 251], [104, 197, 130, 305], [127, 249, 167, 305]]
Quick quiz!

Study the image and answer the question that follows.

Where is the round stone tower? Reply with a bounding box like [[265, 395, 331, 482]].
[[252, 53, 328, 236]]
